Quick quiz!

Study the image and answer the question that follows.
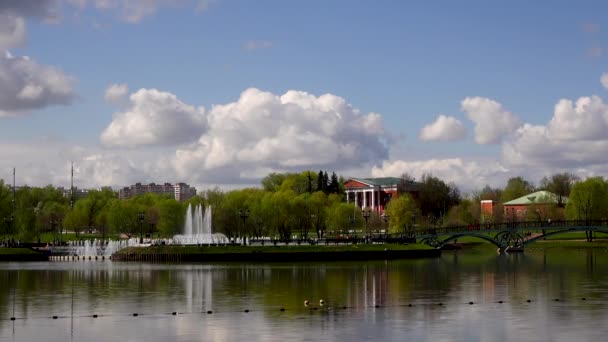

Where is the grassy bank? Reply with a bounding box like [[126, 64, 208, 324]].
[[112, 243, 439, 262], [0, 248, 49, 261]]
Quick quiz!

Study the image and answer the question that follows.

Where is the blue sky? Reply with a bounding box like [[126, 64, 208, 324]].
[[1, 0, 608, 191]]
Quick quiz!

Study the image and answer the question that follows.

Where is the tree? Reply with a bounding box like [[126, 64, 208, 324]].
[[501, 177, 534, 203], [107, 199, 138, 238], [157, 199, 184, 237], [539, 172, 578, 207], [565, 177, 608, 221], [385, 193, 420, 235], [397, 173, 415, 193], [317, 170, 325, 193], [417, 174, 461, 221], [329, 172, 339, 194], [326, 202, 362, 237]]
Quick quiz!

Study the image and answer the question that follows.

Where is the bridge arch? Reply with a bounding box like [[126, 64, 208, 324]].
[[523, 227, 608, 246], [439, 233, 502, 248]]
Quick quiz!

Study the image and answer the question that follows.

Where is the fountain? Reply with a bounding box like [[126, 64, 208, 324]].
[[57, 238, 138, 257], [172, 204, 229, 245]]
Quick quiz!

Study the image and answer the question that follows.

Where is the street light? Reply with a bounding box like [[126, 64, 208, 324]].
[[137, 211, 145, 244], [362, 209, 371, 243], [238, 209, 249, 246]]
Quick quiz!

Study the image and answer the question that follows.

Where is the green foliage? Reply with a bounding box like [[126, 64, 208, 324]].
[[539, 173, 578, 207], [565, 177, 608, 220], [385, 193, 420, 234], [417, 174, 460, 219], [326, 202, 362, 235], [500, 176, 535, 203], [157, 199, 185, 237]]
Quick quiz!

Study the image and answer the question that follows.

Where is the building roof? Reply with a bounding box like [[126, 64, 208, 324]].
[[503, 190, 568, 206], [354, 177, 401, 186]]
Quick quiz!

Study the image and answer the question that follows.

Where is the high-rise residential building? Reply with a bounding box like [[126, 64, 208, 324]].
[[119, 182, 196, 202]]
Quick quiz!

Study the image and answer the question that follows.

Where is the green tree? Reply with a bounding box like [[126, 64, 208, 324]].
[[326, 202, 362, 237], [565, 177, 608, 221], [385, 193, 420, 235], [107, 199, 138, 238], [157, 199, 184, 237], [417, 174, 460, 220], [500, 176, 534, 203], [539, 172, 578, 207]]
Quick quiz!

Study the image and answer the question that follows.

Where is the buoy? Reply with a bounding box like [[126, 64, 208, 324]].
[[498, 300, 503, 304], [438, 303, 443, 306], [582, 297, 587, 301], [408, 304, 412, 307], [280, 308, 285, 312], [172, 312, 177, 315], [526, 299, 532, 303], [10, 317, 15, 321], [313, 307, 318, 311], [342, 306, 347, 309], [93, 314, 98, 318], [469, 301, 474, 305], [554, 298, 560, 302], [133, 313, 138, 317], [244, 309, 249, 313], [207, 310, 213, 314], [374, 304, 380, 308], [319, 299, 324, 306], [52, 316, 58, 319], [304, 300, 309, 307]]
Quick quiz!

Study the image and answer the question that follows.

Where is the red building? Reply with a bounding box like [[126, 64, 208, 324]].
[[343, 177, 421, 213]]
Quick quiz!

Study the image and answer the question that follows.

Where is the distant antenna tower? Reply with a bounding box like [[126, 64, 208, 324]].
[[70, 161, 74, 211]]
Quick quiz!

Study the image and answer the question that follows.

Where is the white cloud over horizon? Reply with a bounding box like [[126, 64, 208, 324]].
[[174, 88, 389, 184], [419, 115, 466, 141], [100, 88, 207, 147], [462, 96, 521, 144]]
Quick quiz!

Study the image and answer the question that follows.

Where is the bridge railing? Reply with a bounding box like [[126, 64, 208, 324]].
[[413, 219, 608, 236]]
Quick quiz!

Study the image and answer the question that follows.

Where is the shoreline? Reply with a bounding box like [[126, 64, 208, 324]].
[[0, 248, 49, 261], [111, 244, 441, 262]]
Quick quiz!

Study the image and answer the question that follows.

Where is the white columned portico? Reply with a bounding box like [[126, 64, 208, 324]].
[[371, 189, 375, 211], [363, 191, 367, 208]]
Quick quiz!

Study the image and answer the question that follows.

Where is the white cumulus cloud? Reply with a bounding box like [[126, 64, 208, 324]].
[[601, 73, 608, 90], [0, 14, 26, 50], [462, 96, 521, 144], [547, 96, 608, 141], [100, 88, 207, 147], [0, 53, 76, 117], [104, 83, 129, 104], [371, 158, 510, 190], [72, 0, 212, 23], [419, 115, 466, 141], [174, 88, 388, 184], [503, 95, 608, 170]]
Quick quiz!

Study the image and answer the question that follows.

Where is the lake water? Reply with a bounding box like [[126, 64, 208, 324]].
[[1, 248, 607, 341]]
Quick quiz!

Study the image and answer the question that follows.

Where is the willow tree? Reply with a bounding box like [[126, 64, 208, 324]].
[[385, 193, 420, 235]]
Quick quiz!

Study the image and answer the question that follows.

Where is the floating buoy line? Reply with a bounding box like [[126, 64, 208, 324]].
[[0, 297, 596, 322]]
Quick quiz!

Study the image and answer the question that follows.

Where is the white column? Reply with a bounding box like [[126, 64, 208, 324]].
[[371, 189, 375, 211], [363, 191, 367, 208], [346, 191, 350, 203]]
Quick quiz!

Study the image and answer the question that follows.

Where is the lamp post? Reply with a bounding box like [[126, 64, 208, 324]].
[[362, 209, 371, 244], [137, 211, 145, 244], [239, 209, 249, 246], [381, 213, 389, 241]]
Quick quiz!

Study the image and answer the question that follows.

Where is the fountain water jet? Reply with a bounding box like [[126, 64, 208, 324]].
[[173, 204, 228, 245]]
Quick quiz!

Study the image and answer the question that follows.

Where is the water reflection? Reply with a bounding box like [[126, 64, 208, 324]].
[[0, 248, 607, 341]]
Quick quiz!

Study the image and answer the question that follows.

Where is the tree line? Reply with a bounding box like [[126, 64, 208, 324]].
[[1, 171, 607, 242]]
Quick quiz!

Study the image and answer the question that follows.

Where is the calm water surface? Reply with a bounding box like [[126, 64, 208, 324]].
[[1, 248, 607, 342]]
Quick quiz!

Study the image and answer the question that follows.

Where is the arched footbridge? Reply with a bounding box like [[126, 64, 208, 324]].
[[415, 220, 608, 250]]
